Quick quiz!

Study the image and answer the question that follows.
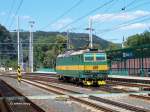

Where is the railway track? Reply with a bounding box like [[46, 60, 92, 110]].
[[0, 74, 143, 93], [107, 80, 150, 88], [129, 94, 150, 101], [2, 72, 150, 84], [35, 80, 82, 94], [0, 80, 45, 112], [22, 79, 150, 112], [21, 79, 121, 112], [1, 74, 149, 112], [2, 73, 150, 89], [106, 78, 150, 85], [91, 85, 130, 93], [25, 76, 131, 93], [89, 95, 150, 112]]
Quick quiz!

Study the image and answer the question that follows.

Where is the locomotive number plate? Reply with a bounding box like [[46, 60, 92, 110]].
[[93, 65, 98, 70]]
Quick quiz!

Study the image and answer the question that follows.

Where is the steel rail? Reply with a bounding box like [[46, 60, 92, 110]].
[[129, 94, 150, 101], [1, 74, 133, 93], [89, 95, 150, 112], [107, 81, 150, 88]]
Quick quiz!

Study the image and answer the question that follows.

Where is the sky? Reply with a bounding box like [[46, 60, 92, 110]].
[[0, 0, 150, 43]]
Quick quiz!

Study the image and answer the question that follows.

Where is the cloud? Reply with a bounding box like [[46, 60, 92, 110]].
[[10, 14, 32, 20], [120, 23, 150, 30], [20, 15, 32, 20], [51, 18, 73, 30], [91, 10, 150, 22]]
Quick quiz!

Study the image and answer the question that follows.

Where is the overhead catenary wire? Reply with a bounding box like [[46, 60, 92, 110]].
[[9, 0, 24, 30], [98, 15, 150, 36], [93, 0, 138, 27], [58, 0, 115, 31], [127, 0, 150, 11], [76, 0, 140, 31], [40, 0, 84, 30], [97, 13, 150, 33], [4, 0, 15, 26], [122, 0, 138, 10], [76, 0, 117, 31], [66, 0, 136, 33], [0, 42, 67, 45], [95, 0, 150, 35]]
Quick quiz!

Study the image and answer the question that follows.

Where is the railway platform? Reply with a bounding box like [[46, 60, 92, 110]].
[[108, 75, 150, 84], [108, 75, 150, 81]]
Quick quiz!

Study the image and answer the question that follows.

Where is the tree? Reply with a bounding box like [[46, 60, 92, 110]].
[[125, 31, 150, 47], [0, 24, 16, 67], [34, 34, 67, 68]]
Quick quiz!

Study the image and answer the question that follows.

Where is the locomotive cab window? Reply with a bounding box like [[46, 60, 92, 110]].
[[96, 53, 106, 61], [84, 53, 94, 62]]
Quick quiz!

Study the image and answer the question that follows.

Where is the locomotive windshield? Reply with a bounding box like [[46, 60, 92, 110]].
[[96, 53, 106, 61], [84, 53, 94, 62], [84, 53, 106, 62]]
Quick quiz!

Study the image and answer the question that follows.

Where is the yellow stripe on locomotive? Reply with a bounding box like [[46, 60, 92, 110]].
[[56, 65, 108, 71]]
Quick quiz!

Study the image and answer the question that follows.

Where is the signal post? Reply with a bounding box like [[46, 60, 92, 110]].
[[17, 65, 22, 82]]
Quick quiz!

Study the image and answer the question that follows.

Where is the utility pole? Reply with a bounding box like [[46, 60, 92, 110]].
[[89, 18, 93, 49], [67, 29, 70, 49], [17, 16, 20, 66], [29, 21, 34, 72], [20, 39, 23, 71], [85, 18, 94, 49]]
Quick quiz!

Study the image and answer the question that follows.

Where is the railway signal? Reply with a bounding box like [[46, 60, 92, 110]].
[[17, 65, 22, 82]]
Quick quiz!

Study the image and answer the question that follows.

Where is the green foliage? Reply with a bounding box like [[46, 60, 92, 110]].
[[105, 43, 120, 50], [5, 59, 17, 69], [125, 31, 150, 47], [0, 24, 16, 67], [34, 34, 67, 68], [68, 33, 111, 49], [5, 30, 120, 69]]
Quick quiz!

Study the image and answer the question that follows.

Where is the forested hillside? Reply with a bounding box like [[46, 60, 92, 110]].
[[10, 31, 114, 49], [0, 24, 137, 69], [0, 24, 16, 67], [10, 31, 118, 69], [1, 22, 149, 70]]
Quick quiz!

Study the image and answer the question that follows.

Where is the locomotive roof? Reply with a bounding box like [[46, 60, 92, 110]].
[[57, 49, 104, 58]]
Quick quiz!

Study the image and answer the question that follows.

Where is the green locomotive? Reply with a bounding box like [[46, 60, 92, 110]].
[[56, 49, 108, 85]]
